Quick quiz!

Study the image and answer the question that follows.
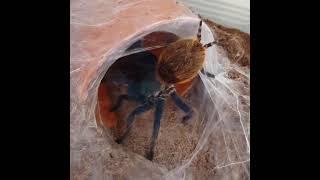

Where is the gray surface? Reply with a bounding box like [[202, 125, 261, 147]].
[[180, 0, 250, 33]]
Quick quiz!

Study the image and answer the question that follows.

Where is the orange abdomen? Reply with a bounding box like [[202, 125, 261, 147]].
[[143, 32, 197, 96], [148, 50, 195, 96]]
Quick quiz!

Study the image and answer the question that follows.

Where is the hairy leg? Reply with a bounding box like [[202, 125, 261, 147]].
[[197, 18, 203, 42], [197, 14, 218, 49], [146, 99, 165, 161], [170, 91, 193, 123], [116, 104, 152, 144], [203, 41, 218, 48]]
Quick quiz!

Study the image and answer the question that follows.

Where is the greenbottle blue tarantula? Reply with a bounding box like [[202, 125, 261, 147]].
[[110, 18, 216, 161]]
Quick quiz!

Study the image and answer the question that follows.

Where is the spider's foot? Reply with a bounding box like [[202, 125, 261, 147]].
[[146, 151, 154, 161]]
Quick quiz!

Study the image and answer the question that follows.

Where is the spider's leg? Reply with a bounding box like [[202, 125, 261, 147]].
[[110, 95, 131, 112], [116, 103, 152, 144], [203, 41, 218, 48], [201, 68, 215, 79], [170, 91, 193, 123], [146, 99, 165, 161], [197, 17, 203, 42]]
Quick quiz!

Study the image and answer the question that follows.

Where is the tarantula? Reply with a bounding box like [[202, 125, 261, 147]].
[[110, 17, 217, 161]]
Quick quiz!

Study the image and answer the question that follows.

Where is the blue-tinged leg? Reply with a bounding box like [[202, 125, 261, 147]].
[[146, 99, 165, 161], [170, 91, 193, 123], [116, 103, 152, 144]]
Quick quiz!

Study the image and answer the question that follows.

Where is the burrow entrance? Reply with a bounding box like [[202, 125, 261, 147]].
[[95, 31, 209, 169]]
